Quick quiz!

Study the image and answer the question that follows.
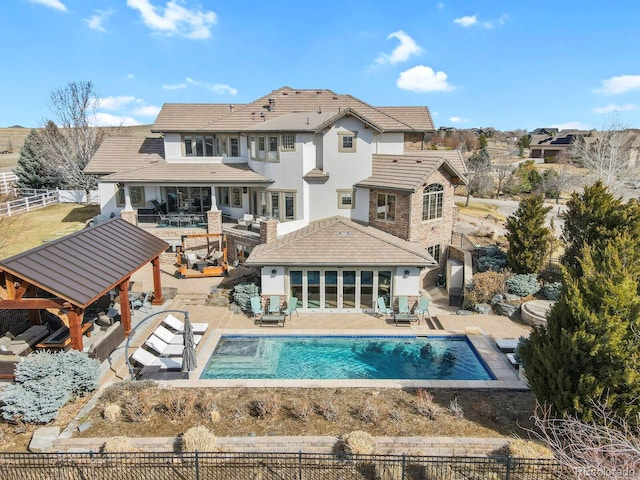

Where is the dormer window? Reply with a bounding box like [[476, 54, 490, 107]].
[[338, 130, 357, 153]]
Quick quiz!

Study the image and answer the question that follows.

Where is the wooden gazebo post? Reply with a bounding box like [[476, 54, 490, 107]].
[[118, 279, 132, 335], [151, 255, 164, 305], [67, 308, 84, 351]]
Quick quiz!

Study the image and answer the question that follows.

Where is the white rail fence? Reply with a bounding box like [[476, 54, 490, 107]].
[[0, 191, 59, 217], [0, 172, 17, 196]]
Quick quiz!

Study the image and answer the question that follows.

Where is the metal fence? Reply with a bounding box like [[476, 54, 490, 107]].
[[0, 451, 565, 480], [540, 256, 563, 283]]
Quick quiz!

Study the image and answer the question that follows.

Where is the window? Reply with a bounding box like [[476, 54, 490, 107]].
[[268, 136, 279, 162], [184, 134, 239, 157], [422, 184, 444, 221], [268, 191, 297, 221], [281, 134, 295, 151], [220, 188, 230, 207], [230, 137, 239, 156], [338, 131, 357, 153], [376, 193, 396, 221], [337, 190, 355, 209], [218, 187, 242, 208], [116, 185, 145, 208], [427, 244, 441, 263]]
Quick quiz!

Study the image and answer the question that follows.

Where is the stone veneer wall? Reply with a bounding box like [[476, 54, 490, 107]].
[[368, 189, 411, 241], [404, 132, 427, 152]]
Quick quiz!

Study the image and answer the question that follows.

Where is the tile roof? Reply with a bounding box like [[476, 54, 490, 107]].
[[245, 111, 338, 131], [355, 152, 468, 192], [101, 162, 273, 185], [84, 137, 164, 174], [151, 104, 233, 132], [245, 216, 437, 267], [0, 219, 169, 308], [151, 87, 435, 133]]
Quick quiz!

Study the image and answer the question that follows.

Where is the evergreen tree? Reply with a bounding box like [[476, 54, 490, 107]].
[[560, 182, 639, 273], [518, 234, 640, 423], [14, 129, 59, 189], [505, 194, 553, 273]]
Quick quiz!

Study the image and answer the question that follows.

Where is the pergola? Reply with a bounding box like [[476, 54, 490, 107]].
[[0, 218, 169, 350]]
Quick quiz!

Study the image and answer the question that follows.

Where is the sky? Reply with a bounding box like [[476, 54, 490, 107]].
[[1, 0, 640, 131]]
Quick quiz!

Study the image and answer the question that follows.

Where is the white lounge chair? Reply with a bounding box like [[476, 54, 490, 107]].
[[131, 348, 182, 370], [144, 334, 184, 357], [162, 314, 208, 334], [154, 324, 202, 345]]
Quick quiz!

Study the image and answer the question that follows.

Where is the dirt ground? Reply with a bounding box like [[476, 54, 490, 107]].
[[74, 385, 537, 441]]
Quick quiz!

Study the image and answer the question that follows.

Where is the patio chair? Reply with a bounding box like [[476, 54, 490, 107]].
[[132, 348, 182, 370], [250, 296, 264, 320], [162, 314, 208, 334], [397, 296, 410, 314], [144, 334, 184, 357], [268, 295, 281, 314], [415, 297, 431, 321], [377, 297, 394, 319], [153, 324, 202, 346], [131, 291, 152, 313], [237, 213, 254, 230], [283, 297, 299, 320]]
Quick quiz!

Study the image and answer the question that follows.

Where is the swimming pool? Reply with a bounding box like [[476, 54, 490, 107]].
[[200, 335, 494, 380]]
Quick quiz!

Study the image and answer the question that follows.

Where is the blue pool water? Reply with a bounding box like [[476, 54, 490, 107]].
[[200, 335, 494, 380]]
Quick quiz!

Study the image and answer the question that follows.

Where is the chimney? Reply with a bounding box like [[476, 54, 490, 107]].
[[260, 219, 278, 244]]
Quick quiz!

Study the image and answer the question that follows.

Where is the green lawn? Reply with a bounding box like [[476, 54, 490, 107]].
[[0, 204, 99, 258]]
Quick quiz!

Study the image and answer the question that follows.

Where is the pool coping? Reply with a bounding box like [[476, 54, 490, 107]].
[[161, 328, 527, 390]]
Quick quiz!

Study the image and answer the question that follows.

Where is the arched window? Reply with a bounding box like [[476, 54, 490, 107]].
[[422, 184, 444, 221]]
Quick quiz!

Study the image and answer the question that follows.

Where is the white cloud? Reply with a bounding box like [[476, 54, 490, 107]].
[[550, 121, 591, 130], [212, 84, 238, 96], [163, 82, 186, 90], [29, 0, 67, 12], [592, 103, 638, 114], [375, 30, 422, 65], [454, 13, 506, 29], [90, 113, 141, 127], [449, 116, 469, 123], [437, 2, 444, 10], [454, 15, 476, 27], [127, 73, 135, 80], [132, 105, 162, 116], [126, 0, 216, 39], [84, 9, 114, 32], [98, 96, 136, 110], [397, 65, 454, 92], [596, 75, 640, 95]]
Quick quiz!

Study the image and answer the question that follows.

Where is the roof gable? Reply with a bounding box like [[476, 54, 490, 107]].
[[84, 137, 164, 175], [246, 216, 437, 267]]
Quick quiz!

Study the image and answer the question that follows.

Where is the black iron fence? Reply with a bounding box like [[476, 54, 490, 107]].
[[0, 451, 565, 479]]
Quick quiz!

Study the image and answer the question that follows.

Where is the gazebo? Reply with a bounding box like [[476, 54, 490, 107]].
[[0, 218, 169, 350]]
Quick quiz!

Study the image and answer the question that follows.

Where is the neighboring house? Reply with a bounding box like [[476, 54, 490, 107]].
[[85, 87, 468, 313], [528, 129, 590, 160]]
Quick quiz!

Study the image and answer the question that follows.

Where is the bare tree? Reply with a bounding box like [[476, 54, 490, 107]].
[[529, 402, 640, 479], [571, 120, 640, 198], [493, 139, 518, 198], [38, 81, 106, 198]]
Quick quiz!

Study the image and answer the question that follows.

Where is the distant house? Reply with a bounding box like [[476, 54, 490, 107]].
[[85, 87, 468, 313], [528, 129, 591, 160]]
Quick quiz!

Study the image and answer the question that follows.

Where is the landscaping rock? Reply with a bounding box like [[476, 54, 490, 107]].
[[456, 310, 473, 316], [474, 303, 492, 315], [505, 293, 521, 303], [490, 294, 504, 305], [29, 426, 60, 453], [495, 303, 520, 319]]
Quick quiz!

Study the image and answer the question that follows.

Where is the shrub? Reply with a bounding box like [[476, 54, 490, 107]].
[[232, 283, 260, 313], [414, 389, 441, 420], [103, 403, 122, 422], [122, 390, 154, 423], [58, 350, 100, 396], [477, 245, 508, 272], [249, 395, 279, 419], [101, 380, 156, 403], [103, 436, 136, 453], [13, 351, 60, 383], [289, 399, 313, 423], [316, 399, 339, 422], [465, 270, 510, 306], [540, 281, 563, 300], [182, 425, 218, 453], [158, 391, 196, 422], [504, 439, 554, 458], [506, 273, 541, 297], [353, 399, 378, 424], [340, 430, 376, 455], [448, 398, 464, 419], [474, 400, 498, 422]]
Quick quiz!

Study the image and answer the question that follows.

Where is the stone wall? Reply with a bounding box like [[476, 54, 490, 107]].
[[403, 132, 427, 152], [367, 189, 411, 240]]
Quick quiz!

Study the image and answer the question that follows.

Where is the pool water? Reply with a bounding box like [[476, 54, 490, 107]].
[[200, 335, 494, 380]]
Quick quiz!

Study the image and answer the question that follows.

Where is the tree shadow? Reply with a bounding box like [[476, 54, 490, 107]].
[[61, 205, 100, 223]]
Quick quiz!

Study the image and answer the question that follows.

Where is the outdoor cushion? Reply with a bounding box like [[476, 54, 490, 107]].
[[5, 321, 30, 340], [162, 314, 208, 334], [131, 348, 181, 370], [154, 325, 202, 345], [144, 334, 184, 357], [12, 325, 49, 346]]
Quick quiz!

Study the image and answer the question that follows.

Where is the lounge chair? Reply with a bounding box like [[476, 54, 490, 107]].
[[416, 297, 431, 321], [397, 296, 410, 314], [162, 314, 208, 334], [268, 295, 281, 314], [377, 297, 394, 319], [495, 338, 519, 352], [154, 325, 202, 345], [283, 297, 299, 320], [144, 334, 184, 357], [132, 347, 182, 370], [250, 296, 264, 321], [237, 213, 255, 230]]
